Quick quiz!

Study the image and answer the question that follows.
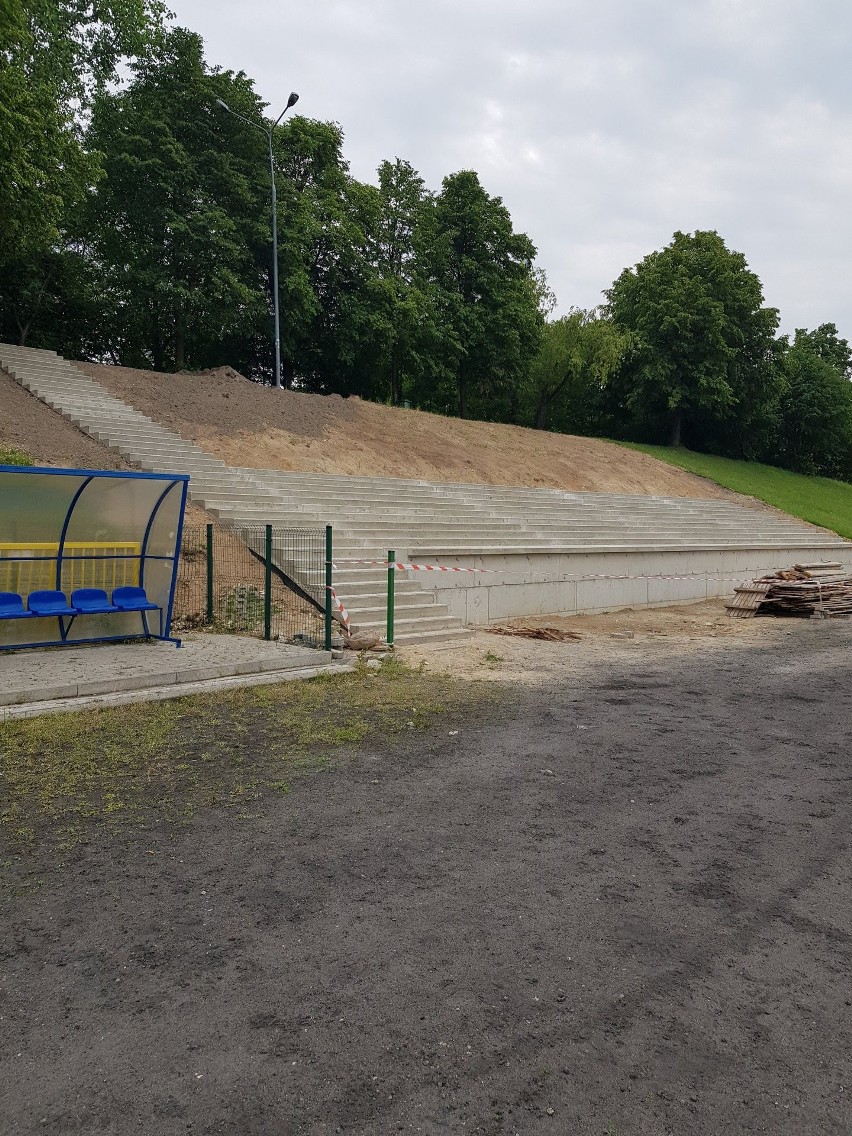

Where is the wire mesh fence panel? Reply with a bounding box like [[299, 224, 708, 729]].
[[173, 525, 326, 646]]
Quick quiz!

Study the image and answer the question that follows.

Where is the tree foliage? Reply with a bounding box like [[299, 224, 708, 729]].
[[606, 230, 780, 447], [527, 308, 626, 432], [777, 325, 852, 480], [0, 0, 167, 342], [2, 14, 851, 484], [86, 28, 269, 370], [417, 171, 543, 420]]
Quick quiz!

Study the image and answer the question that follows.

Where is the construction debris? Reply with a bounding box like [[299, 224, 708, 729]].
[[342, 631, 387, 651], [727, 563, 852, 619], [486, 625, 584, 641]]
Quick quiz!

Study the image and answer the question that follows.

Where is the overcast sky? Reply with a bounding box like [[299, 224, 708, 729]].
[[169, 0, 852, 336]]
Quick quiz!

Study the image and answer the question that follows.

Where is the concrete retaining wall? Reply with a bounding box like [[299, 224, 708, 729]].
[[408, 545, 852, 624]]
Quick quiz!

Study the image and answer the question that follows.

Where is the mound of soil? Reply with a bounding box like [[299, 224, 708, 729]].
[[75, 362, 734, 499]]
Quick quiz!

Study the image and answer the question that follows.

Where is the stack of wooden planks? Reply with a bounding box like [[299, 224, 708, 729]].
[[727, 563, 852, 619]]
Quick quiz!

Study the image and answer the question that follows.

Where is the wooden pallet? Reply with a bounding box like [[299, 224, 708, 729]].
[[727, 564, 852, 619]]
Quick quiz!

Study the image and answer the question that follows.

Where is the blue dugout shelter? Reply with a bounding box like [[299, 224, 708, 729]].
[[0, 466, 188, 650]]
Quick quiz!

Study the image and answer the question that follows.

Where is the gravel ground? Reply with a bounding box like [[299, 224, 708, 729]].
[[2, 617, 851, 1136]]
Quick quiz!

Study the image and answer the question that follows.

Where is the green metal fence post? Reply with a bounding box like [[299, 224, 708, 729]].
[[263, 524, 272, 641], [205, 524, 214, 624], [387, 549, 395, 647], [324, 525, 333, 651]]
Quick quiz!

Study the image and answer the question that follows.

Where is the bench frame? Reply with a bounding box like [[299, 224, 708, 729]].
[[0, 465, 188, 652]]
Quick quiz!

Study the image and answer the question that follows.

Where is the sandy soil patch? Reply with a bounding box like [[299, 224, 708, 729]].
[[76, 361, 739, 498], [397, 598, 839, 684]]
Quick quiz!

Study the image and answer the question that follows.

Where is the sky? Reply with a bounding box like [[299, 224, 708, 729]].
[[168, 0, 852, 336]]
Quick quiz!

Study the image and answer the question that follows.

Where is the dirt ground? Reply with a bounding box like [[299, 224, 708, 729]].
[[0, 371, 131, 472], [0, 370, 216, 527], [74, 361, 739, 498], [2, 611, 850, 1135]]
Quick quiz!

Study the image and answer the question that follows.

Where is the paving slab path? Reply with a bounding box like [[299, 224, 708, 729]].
[[0, 634, 341, 719]]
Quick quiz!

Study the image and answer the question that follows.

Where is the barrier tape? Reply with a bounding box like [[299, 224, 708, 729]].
[[332, 558, 496, 573], [332, 560, 838, 585], [391, 561, 495, 574], [326, 586, 351, 633]]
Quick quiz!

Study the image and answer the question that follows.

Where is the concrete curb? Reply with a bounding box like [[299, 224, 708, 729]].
[[1, 661, 357, 721]]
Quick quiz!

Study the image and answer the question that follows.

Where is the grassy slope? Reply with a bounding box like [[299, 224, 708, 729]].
[[620, 444, 852, 540]]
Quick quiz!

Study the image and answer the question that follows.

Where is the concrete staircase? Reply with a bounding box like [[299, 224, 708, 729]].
[[0, 345, 471, 644], [3, 344, 849, 638]]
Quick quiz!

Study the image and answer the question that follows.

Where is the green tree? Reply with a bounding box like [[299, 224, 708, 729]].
[[364, 158, 437, 406], [777, 326, 852, 480], [270, 116, 375, 391], [86, 28, 269, 370], [418, 170, 543, 420], [527, 308, 626, 432], [0, 0, 167, 343], [605, 230, 779, 447]]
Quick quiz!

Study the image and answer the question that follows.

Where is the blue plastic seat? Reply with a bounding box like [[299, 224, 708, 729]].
[[71, 588, 119, 613], [111, 586, 158, 612], [0, 592, 33, 619], [27, 590, 77, 616]]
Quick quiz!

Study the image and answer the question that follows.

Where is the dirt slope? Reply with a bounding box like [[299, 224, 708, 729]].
[[0, 370, 131, 471], [74, 362, 734, 499], [4, 359, 746, 501]]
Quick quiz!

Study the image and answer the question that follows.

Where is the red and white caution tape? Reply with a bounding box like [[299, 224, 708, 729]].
[[390, 561, 496, 574], [333, 558, 496, 573], [326, 586, 351, 633]]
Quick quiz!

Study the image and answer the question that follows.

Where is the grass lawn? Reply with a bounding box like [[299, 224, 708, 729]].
[[620, 443, 852, 540], [0, 658, 493, 890]]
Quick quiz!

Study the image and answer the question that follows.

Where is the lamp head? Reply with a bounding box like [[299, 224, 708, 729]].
[[287, 92, 299, 109], [215, 98, 230, 111]]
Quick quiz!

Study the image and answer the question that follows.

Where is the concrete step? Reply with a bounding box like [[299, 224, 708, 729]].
[[388, 626, 475, 646], [352, 612, 462, 636], [5, 342, 844, 649]]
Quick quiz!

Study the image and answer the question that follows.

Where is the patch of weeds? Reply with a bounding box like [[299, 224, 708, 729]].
[[0, 657, 496, 876], [0, 446, 33, 466], [482, 651, 504, 669]]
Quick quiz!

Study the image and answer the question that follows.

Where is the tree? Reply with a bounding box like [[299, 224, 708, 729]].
[[605, 230, 779, 447], [270, 115, 375, 392], [0, 0, 167, 343], [527, 308, 626, 432], [776, 326, 852, 480], [85, 28, 270, 370], [364, 158, 437, 406], [789, 322, 852, 377], [418, 170, 543, 420]]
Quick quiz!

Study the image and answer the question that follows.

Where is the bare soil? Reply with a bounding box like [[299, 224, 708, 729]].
[[397, 598, 784, 679], [0, 371, 131, 472], [0, 371, 213, 527], [75, 362, 737, 498], [2, 616, 850, 1135]]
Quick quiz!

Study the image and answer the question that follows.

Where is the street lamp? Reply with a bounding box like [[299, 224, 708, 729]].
[[216, 92, 299, 390]]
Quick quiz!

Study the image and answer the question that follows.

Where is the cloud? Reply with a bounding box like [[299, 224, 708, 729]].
[[170, 0, 852, 332]]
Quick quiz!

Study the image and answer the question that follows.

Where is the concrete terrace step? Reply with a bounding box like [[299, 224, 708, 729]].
[[3, 341, 847, 642]]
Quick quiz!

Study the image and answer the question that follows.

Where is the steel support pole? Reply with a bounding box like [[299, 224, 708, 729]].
[[264, 524, 273, 640], [268, 130, 282, 391], [387, 549, 395, 647], [205, 523, 214, 624], [324, 525, 333, 651]]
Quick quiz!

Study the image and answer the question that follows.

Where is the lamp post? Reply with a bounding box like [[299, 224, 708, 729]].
[[216, 92, 299, 390]]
